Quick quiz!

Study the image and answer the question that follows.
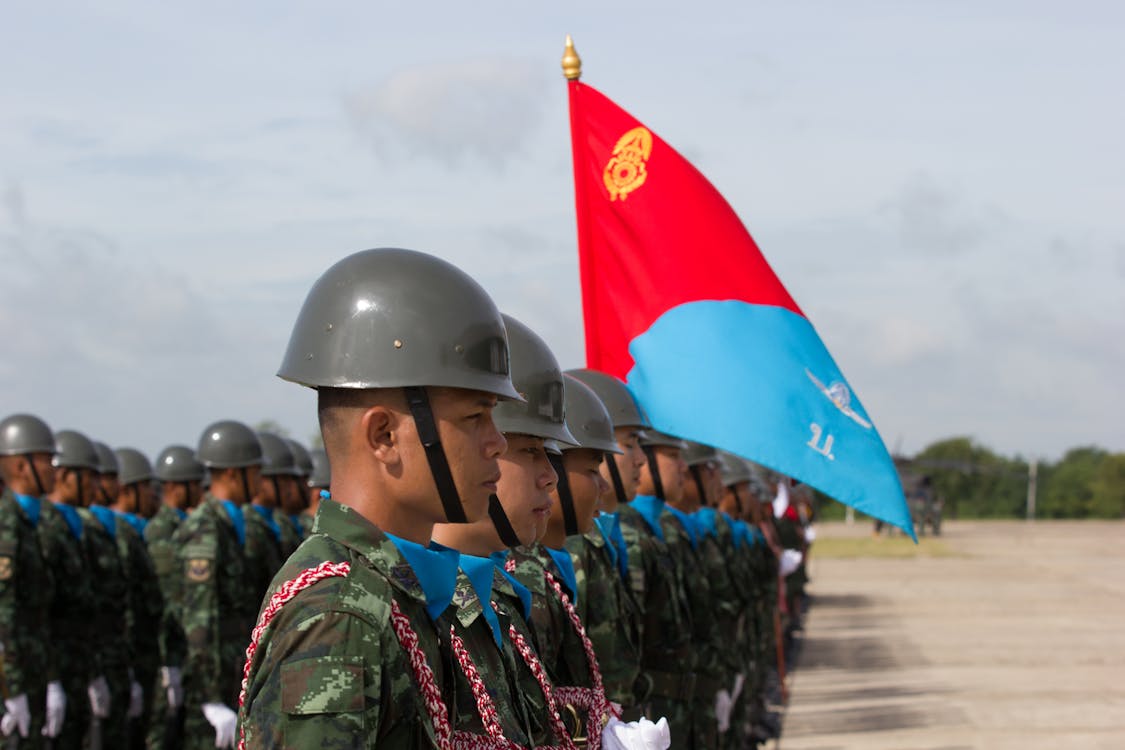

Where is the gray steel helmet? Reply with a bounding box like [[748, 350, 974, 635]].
[[639, 429, 688, 450], [308, 448, 330, 489], [155, 445, 205, 483], [492, 315, 576, 445], [53, 430, 100, 471], [277, 248, 520, 400], [258, 432, 296, 477], [115, 448, 154, 487], [93, 441, 119, 475], [287, 439, 313, 477], [718, 451, 754, 486], [0, 414, 55, 456], [197, 420, 263, 469], [682, 440, 719, 467], [564, 369, 651, 430], [543, 440, 563, 455], [560, 375, 622, 455]]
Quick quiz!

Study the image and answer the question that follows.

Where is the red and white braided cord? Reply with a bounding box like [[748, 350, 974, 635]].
[[498, 606, 574, 750], [389, 598, 455, 750], [237, 561, 352, 750]]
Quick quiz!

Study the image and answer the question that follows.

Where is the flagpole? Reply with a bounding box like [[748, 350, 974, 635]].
[[562, 34, 582, 80]]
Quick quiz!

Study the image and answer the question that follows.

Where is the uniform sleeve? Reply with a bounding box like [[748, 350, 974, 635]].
[[241, 608, 383, 749], [179, 518, 224, 704], [148, 522, 186, 668], [0, 520, 28, 695]]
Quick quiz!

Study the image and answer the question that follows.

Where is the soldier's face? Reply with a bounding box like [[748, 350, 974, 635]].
[[99, 473, 119, 504], [30, 452, 56, 494], [562, 449, 608, 535], [426, 387, 506, 523], [496, 434, 556, 545], [601, 427, 644, 508], [639, 446, 686, 504]]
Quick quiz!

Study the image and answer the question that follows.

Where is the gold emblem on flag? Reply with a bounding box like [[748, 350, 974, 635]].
[[603, 127, 652, 201]]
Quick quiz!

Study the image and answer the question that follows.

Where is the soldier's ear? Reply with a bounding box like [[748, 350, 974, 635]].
[[361, 405, 399, 467]]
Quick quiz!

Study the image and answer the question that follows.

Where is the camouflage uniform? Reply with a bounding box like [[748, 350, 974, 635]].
[[144, 504, 188, 750], [177, 495, 254, 750], [274, 509, 303, 561], [297, 513, 315, 541], [617, 499, 694, 745], [438, 564, 535, 745], [243, 505, 284, 607], [0, 489, 53, 749], [114, 516, 164, 749], [565, 519, 642, 710], [80, 506, 133, 749], [239, 499, 456, 748], [39, 501, 96, 749]]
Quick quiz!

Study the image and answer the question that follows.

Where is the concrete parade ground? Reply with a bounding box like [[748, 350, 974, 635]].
[[778, 520, 1125, 750]]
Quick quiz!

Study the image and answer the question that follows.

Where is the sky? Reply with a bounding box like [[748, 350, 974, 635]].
[[1, 1, 1122, 463]]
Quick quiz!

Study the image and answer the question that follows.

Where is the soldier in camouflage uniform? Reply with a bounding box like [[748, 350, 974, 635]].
[[0, 414, 57, 749], [111, 447, 165, 749], [145, 444, 204, 750], [239, 248, 521, 748], [299, 449, 329, 540], [281, 440, 313, 552], [42, 430, 105, 749], [245, 432, 291, 592], [619, 429, 695, 746], [179, 420, 260, 749]]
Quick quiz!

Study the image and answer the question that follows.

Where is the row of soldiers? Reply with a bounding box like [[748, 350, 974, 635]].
[[3, 246, 814, 749]]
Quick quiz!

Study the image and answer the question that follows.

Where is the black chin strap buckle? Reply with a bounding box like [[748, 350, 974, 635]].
[[404, 386, 468, 524], [548, 452, 579, 536], [488, 494, 522, 547]]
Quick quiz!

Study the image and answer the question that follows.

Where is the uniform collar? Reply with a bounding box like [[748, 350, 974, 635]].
[[544, 546, 579, 606], [249, 503, 281, 542], [52, 501, 84, 540], [629, 494, 665, 541], [89, 504, 117, 538], [489, 550, 532, 619], [664, 505, 699, 550], [312, 497, 459, 620], [458, 554, 504, 650], [207, 494, 246, 546], [12, 491, 42, 528], [694, 507, 719, 539], [595, 511, 629, 581]]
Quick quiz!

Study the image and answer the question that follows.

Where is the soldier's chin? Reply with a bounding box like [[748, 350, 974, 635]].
[[460, 491, 491, 524]]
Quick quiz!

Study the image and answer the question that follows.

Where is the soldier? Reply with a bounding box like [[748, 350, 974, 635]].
[[565, 368, 649, 716], [431, 313, 577, 747], [239, 248, 520, 748], [282, 440, 313, 548], [179, 420, 260, 750], [246, 432, 292, 584], [92, 442, 120, 509], [42, 430, 106, 749], [619, 429, 695, 746], [146, 445, 204, 750], [0, 414, 57, 748], [111, 448, 164, 750], [300, 449, 329, 539]]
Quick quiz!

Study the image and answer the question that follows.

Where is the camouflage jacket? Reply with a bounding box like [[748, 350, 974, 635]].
[[238, 499, 454, 749], [275, 509, 304, 560], [39, 501, 95, 682], [178, 495, 255, 709], [565, 526, 642, 707], [115, 515, 165, 675], [244, 504, 285, 607], [438, 565, 535, 745], [0, 489, 54, 696], [616, 501, 693, 704], [78, 506, 131, 670], [145, 504, 188, 668]]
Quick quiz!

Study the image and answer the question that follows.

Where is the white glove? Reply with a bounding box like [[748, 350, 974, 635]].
[[805, 525, 817, 542], [42, 680, 67, 737], [714, 689, 733, 733], [730, 672, 745, 705], [602, 716, 671, 750], [0, 693, 30, 737], [161, 666, 184, 709], [128, 680, 144, 719], [202, 702, 237, 748], [88, 675, 111, 718], [779, 548, 803, 578]]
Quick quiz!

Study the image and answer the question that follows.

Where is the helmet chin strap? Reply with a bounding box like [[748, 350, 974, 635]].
[[689, 465, 707, 508], [239, 468, 252, 506], [405, 386, 468, 524], [548, 452, 579, 537], [488, 494, 522, 548], [641, 445, 665, 501], [605, 454, 628, 505], [28, 458, 46, 497]]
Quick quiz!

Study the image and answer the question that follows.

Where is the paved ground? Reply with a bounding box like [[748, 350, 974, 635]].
[[779, 520, 1125, 750]]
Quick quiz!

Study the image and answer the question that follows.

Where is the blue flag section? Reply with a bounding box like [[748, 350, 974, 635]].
[[627, 301, 914, 538]]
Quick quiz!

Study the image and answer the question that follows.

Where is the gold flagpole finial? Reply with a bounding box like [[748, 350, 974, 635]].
[[561, 34, 582, 81]]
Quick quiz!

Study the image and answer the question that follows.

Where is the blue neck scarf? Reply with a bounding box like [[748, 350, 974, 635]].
[[665, 505, 699, 550], [174, 508, 188, 521], [384, 533, 460, 621], [490, 550, 532, 619], [730, 519, 746, 549], [595, 512, 630, 582], [545, 547, 579, 606], [13, 493, 41, 528], [115, 511, 148, 536], [629, 495, 666, 541], [289, 514, 305, 540], [460, 554, 504, 650], [217, 500, 246, 546], [693, 507, 720, 540], [89, 505, 117, 538], [250, 504, 280, 543], [52, 502, 83, 540]]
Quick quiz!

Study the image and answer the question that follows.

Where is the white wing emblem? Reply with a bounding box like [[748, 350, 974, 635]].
[[805, 369, 872, 429]]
